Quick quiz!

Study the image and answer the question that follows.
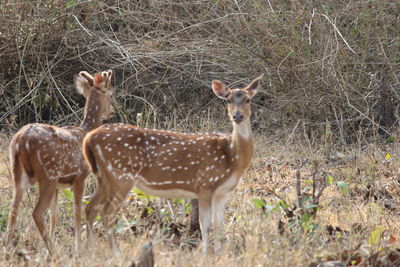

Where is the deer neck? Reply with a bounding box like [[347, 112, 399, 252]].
[[79, 91, 103, 133], [230, 118, 254, 171]]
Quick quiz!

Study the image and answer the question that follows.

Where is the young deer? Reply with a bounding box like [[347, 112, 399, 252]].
[[6, 70, 114, 254], [82, 75, 262, 253]]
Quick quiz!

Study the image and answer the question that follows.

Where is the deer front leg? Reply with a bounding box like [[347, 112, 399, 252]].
[[198, 196, 212, 253], [211, 193, 227, 253], [188, 199, 200, 236], [49, 189, 58, 244], [73, 179, 85, 253]]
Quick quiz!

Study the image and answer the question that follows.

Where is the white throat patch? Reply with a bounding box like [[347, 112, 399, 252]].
[[234, 120, 251, 140]]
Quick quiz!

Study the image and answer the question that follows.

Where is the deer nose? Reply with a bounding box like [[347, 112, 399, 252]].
[[232, 112, 244, 124]]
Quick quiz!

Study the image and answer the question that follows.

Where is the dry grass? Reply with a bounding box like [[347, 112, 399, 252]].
[[1, 0, 400, 141], [0, 129, 399, 266]]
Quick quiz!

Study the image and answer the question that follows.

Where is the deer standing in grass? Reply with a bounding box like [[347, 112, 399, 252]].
[[83, 75, 262, 253], [6, 70, 114, 254]]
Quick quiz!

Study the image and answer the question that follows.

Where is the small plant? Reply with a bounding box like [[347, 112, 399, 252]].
[[253, 162, 329, 236], [336, 181, 349, 196], [0, 207, 8, 231], [62, 189, 73, 214]]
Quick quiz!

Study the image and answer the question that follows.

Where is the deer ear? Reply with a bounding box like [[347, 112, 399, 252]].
[[75, 72, 92, 97], [106, 69, 113, 79], [78, 71, 94, 86], [101, 70, 113, 88], [244, 75, 263, 98], [212, 80, 230, 99]]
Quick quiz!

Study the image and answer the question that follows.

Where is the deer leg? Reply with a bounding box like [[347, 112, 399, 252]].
[[85, 179, 108, 243], [198, 196, 212, 253], [101, 209, 119, 256], [211, 193, 227, 253], [101, 183, 132, 255], [188, 199, 200, 237], [6, 171, 29, 248], [49, 189, 58, 244], [33, 181, 57, 255], [73, 178, 85, 253]]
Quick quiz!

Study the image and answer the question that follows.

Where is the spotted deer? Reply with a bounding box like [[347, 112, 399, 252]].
[[6, 70, 114, 254], [83, 75, 262, 253]]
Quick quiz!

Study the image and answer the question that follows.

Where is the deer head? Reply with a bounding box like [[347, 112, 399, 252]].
[[212, 75, 262, 125], [75, 70, 114, 120]]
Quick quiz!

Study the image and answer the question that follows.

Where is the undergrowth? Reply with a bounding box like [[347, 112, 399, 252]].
[[0, 132, 399, 266]]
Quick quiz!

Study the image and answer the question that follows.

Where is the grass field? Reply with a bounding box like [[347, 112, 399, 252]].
[[0, 130, 399, 266]]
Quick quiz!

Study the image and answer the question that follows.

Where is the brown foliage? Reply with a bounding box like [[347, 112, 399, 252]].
[[1, 1, 399, 142]]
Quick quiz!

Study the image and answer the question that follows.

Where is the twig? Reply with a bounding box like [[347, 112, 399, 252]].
[[343, 90, 390, 135], [267, 0, 275, 13], [277, 49, 293, 83], [308, 9, 315, 45], [295, 170, 303, 210], [316, 13, 356, 54], [263, 184, 293, 212], [162, 13, 250, 39]]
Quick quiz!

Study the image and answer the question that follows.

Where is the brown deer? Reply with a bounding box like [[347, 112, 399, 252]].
[[82, 75, 262, 253], [6, 70, 114, 254]]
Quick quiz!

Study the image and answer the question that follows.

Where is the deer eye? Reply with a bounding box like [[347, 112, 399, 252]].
[[227, 99, 232, 104], [246, 99, 250, 103]]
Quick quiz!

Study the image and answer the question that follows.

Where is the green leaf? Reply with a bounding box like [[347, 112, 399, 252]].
[[369, 225, 383, 247], [251, 198, 266, 209], [185, 202, 191, 215], [303, 203, 318, 209], [62, 189, 73, 200], [132, 188, 157, 199], [302, 195, 312, 203], [278, 200, 289, 209], [386, 136, 395, 143], [147, 207, 154, 214], [304, 179, 313, 184], [337, 181, 349, 196], [0, 209, 8, 231], [172, 198, 184, 204], [327, 176, 334, 185], [67, 0, 77, 8]]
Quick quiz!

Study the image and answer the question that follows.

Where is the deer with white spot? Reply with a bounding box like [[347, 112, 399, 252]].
[[6, 70, 114, 254], [83, 75, 262, 253]]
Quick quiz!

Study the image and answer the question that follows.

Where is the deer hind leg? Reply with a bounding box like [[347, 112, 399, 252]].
[[49, 189, 58, 244], [198, 195, 212, 253], [100, 181, 133, 255], [211, 193, 227, 253], [6, 169, 30, 248], [73, 178, 85, 253], [33, 180, 57, 255]]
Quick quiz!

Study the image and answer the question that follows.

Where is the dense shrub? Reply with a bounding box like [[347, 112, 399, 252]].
[[1, 0, 399, 143]]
